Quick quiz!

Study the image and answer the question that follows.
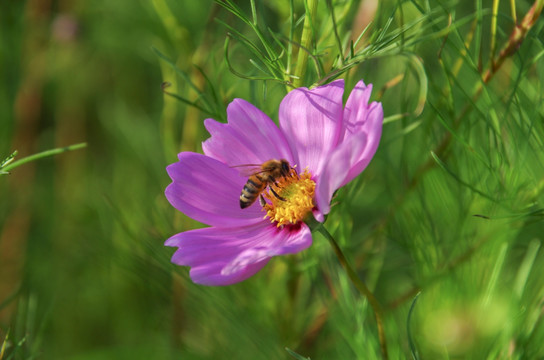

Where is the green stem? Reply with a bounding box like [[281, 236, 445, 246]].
[[489, 0, 499, 64], [292, 0, 317, 89], [315, 223, 389, 359], [510, 0, 518, 23], [326, 0, 344, 66], [1, 142, 87, 173]]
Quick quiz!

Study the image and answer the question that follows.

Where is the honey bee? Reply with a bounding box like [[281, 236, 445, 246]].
[[236, 159, 294, 209]]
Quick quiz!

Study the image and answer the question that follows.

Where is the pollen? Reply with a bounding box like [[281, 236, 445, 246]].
[[263, 168, 316, 227]]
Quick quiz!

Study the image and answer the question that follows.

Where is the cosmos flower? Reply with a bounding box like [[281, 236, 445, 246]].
[[165, 79, 383, 285]]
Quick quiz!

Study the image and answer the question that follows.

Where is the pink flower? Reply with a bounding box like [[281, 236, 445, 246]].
[[165, 79, 383, 285]]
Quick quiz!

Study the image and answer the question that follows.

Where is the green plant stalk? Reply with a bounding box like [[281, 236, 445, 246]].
[[326, 0, 344, 66], [489, 0, 499, 63], [510, 0, 518, 23], [292, 0, 318, 88], [0, 151, 17, 174], [401, 0, 544, 208], [314, 223, 389, 359], [286, 0, 295, 75], [1, 143, 87, 173], [488, 0, 543, 77], [407, 292, 421, 360], [0, 329, 8, 360]]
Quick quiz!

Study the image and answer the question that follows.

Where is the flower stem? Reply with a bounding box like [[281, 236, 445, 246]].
[[1, 143, 87, 173], [315, 224, 389, 359], [292, 0, 317, 89]]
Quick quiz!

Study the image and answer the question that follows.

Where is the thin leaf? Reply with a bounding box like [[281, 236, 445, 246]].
[[161, 85, 213, 116], [152, 46, 206, 98], [513, 239, 541, 298], [430, 151, 501, 204], [407, 292, 421, 360], [285, 347, 311, 360], [2, 143, 87, 173], [403, 53, 428, 117]]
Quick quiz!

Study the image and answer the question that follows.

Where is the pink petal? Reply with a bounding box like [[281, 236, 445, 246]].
[[314, 81, 384, 216], [165, 152, 264, 227], [341, 81, 384, 185], [314, 135, 368, 217], [342, 81, 373, 137], [165, 222, 312, 286], [202, 98, 294, 166], [279, 80, 345, 176]]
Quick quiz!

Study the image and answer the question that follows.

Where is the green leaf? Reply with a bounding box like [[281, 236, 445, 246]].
[[285, 347, 311, 360], [1, 143, 86, 173]]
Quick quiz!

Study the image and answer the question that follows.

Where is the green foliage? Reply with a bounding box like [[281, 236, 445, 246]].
[[1, 0, 544, 359], [0, 152, 17, 175], [285, 347, 311, 360], [0, 144, 86, 175]]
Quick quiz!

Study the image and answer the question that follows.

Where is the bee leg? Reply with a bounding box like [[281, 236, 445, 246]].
[[267, 175, 278, 187], [268, 176, 284, 190], [259, 194, 267, 207], [269, 186, 286, 201]]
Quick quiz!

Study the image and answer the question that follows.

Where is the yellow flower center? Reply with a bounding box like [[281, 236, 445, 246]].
[[262, 168, 316, 227]]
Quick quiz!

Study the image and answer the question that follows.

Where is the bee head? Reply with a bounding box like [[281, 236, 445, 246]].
[[280, 159, 290, 176]]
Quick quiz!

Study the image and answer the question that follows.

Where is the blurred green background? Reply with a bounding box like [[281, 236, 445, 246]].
[[1, 0, 544, 359]]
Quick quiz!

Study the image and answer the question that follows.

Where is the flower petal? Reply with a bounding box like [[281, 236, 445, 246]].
[[314, 81, 383, 217], [279, 79, 345, 175], [202, 98, 293, 166], [342, 81, 373, 136], [341, 81, 384, 185], [165, 222, 312, 286], [314, 135, 368, 217], [165, 152, 265, 227]]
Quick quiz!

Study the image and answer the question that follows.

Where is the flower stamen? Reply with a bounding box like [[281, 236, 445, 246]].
[[262, 168, 315, 227]]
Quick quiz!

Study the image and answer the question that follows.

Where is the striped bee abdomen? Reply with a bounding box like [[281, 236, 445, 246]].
[[239, 176, 265, 209]]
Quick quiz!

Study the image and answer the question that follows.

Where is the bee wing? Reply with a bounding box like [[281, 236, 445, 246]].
[[230, 164, 264, 177]]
